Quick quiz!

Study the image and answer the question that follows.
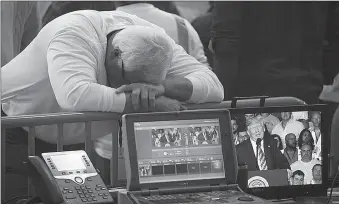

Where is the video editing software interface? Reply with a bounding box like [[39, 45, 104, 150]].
[[134, 119, 225, 184], [231, 110, 323, 188]]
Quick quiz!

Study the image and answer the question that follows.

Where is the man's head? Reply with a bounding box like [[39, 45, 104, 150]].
[[247, 117, 265, 142], [310, 111, 321, 128], [261, 113, 269, 118], [231, 118, 239, 134], [312, 164, 322, 181], [300, 143, 314, 162], [285, 133, 297, 149], [292, 170, 305, 185], [281, 112, 292, 121], [105, 26, 173, 87]]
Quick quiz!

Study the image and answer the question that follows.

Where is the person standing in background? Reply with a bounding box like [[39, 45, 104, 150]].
[[1, 1, 40, 66], [210, 2, 328, 104], [114, 1, 209, 67], [191, 2, 214, 68], [320, 73, 339, 177], [41, 1, 116, 27]]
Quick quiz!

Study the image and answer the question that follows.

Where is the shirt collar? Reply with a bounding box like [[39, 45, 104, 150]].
[[250, 138, 263, 147]]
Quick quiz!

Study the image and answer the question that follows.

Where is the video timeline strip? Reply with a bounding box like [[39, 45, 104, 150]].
[[151, 126, 220, 149], [138, 159, 224, 177]]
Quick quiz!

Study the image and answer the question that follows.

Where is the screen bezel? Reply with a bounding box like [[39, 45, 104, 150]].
[[122, 109, 237, 191], [227, 104, 329, 199]]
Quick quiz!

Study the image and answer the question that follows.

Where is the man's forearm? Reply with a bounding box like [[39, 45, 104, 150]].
[[162, 77, 193, 102]]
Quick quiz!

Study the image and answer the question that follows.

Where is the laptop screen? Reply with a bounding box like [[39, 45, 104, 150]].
[[231, 110, 323, 188], [133, 119, 225, 184]]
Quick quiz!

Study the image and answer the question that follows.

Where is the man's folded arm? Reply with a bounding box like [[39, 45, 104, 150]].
[[47, 31, 129, 113], [164, 42, 224, 104]]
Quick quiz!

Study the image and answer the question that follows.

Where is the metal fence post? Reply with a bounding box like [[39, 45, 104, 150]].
[[28, 127, 36, 196], [57, 124, 64, 152], [1, 127, 6, 202]]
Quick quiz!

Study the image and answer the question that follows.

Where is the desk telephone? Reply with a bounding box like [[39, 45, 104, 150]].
[[27, 150, 114, 204]]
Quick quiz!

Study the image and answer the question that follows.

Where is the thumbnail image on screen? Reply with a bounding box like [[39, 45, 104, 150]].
[[231, 110, 323, 188], [151, 126, 220, 148], [134, 119, 226, 184]]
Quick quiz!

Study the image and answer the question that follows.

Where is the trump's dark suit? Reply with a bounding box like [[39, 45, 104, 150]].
[[236, 134, 290, 171]]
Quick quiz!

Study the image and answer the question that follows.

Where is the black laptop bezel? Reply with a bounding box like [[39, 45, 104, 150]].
[[227, 104, 329, 199], [122, 109, 237, 192]]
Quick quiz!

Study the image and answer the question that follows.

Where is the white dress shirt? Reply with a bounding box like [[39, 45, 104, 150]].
[[272, 119, 305, 149], [1, 10, 224, 145], [116, 3, 208, 67]]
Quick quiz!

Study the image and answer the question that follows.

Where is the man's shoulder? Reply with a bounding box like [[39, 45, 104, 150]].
[[289, 119, 304, 127], [272, 123, 283, 132], [290, 160, 302, 168], [310, 159, 321, 165], [236, 139, 251, 149]]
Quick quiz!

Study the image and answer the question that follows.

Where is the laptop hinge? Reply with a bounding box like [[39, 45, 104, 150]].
[[210, 184, 237, 191], [142, 188, 160, 196], [141, 189, 150, 196]]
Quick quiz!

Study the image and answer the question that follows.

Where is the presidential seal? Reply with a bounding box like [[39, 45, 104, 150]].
[[248, 176, 269, 188]]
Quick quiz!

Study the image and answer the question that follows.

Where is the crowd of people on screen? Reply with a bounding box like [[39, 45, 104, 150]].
[[232, 112, 322, 185]]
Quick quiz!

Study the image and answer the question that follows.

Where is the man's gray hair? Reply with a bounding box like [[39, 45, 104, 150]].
[[112, 25, 173, 84]]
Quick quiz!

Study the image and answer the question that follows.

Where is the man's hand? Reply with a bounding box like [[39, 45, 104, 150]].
[[116, 83, 165, 111], [155, 96, 187, 112]]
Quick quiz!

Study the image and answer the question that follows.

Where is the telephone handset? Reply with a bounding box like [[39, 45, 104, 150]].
[[27, 150, 114, 204]]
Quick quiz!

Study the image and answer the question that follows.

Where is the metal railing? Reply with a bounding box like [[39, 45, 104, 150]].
[[1, 96, 306, 201], [1, 112, 122, 201]]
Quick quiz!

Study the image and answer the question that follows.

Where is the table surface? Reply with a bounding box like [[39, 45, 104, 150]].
[[109, 187, 339, 204]]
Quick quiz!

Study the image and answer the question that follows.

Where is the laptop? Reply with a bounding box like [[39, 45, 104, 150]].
[[227, 105, 329, 202], [121, 109, 273, 204]]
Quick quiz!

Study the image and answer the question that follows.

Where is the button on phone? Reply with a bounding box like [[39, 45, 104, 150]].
[[81, 198, 87, 202], [74, 177, 83, 184], [86, 178, 92, 181], [65, 180, 70, 183], [65, 196, 76, 199]]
